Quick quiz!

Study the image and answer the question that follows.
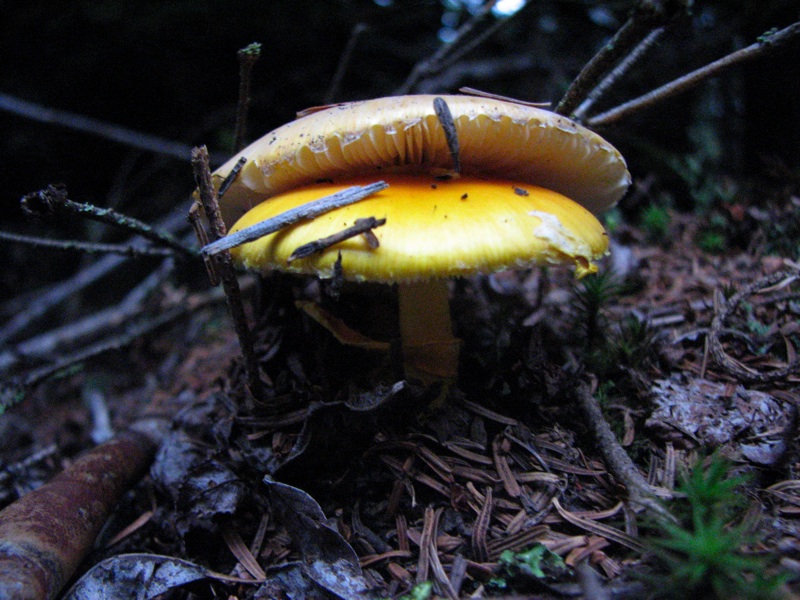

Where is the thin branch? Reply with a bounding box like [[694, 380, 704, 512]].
[[21, 185, 196, 258], [0, 286, 229, 414], [0, 258, 176, 375], [0, 205, 191, 344], [324, 23, 368, 104], [0, 230, 176, 258], [0, 92, 220, 163], [555, 0, 688, 116], [234, 42, 262, 153], [288, 217, 386, 263], [570, 27, 665, 122], [395, 0, 500, 94], [192, 145, 263, 400], [574, 380, 675, 523], [459, 87, 550, 107], [218, 157, 248, 198], [588, 21, 800, 128], [202, 181, 389, 256]]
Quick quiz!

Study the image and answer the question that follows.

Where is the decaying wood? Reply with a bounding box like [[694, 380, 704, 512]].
[[0, 423, 164, 600]]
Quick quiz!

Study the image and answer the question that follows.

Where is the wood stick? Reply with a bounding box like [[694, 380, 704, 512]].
[[201, 181, 388, 256], [588, 21, 800, 127], [288, 217, 385, 263]]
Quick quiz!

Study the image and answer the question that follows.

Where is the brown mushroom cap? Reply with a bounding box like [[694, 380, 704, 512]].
[[213, 95, 631, 228]]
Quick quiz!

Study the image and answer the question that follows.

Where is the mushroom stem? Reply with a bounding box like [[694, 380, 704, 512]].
[[397, 279, 461, 385]]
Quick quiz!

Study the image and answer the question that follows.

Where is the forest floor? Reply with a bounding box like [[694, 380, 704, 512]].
[[2, 184, 799, 599]]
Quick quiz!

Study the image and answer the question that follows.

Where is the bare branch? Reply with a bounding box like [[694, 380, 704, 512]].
[[0, 92, 221, 163], [0, 206, 191, 345], [574, 380, 675, 523], [556, 0, 689, 116], [202, 181, 389, 256], [0, 230, 176, 258], [21, 185, 196, 258], [588, 21, 800, 128], [708, 270, 799, 383], [324, 23, 368, 104], [288, 217, 386, 263], [192, 145, 263, 400], [571, 27, 665, 122], [234, 42, 262, 152]]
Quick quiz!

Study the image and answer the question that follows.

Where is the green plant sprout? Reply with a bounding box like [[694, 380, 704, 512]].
[[644, 454, 789, 599], [397, 581, 433, 600], [641, 204, 671, 243], [488, 544, 570, 590]]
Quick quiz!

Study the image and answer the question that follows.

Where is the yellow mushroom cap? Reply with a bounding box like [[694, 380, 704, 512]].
[[214, 94, 630, 228], [229, 175, 609, 283]]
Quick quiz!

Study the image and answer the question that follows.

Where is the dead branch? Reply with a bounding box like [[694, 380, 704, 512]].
[[192, 145, 263, 400], [555, 0, 689, 116], [21, 185, 195, 258], [287, 217, 385, 263], [0, 286, 229, 413], [570, 27, 665, 122], [0, 206, 191, 344], [0, 258, 176, 375], [234, 43, 262, 153], [0, 92, 212, 163], [574, 380, 675, 523], [202, 181, 389, 255], [0, 231, 176, 258], [324, 23, 368, 104], [0, 423, 164, 600], [587, 21, 800, 127]]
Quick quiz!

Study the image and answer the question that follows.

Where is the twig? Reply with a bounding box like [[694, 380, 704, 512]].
[[201, 181, 389, 255], [324, 23, 368, 104], [21, 185, 196, 258], [288, 217, 385, 263], [708, 271, 799, 383], [555, 0, 688, 116], [218, 156, 248, 198], [574, 381, 675, 523], [459, 87, 550, 108], [0, 230, 176, 258], [588, 21, 800, 127], [0, 206, 191, 344], [570, 27, 665, 122], [0, 289, 230, 413], [192, 145, 263, 401], [234, 43, 262, 153], [433, 97, 461, 175], [395, 0, 500, 94], [0, 259, 175, 374], [0, 92, 210, 163]]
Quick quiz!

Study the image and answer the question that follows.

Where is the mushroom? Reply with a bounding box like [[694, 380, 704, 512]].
[[211, 95, 631, 385]]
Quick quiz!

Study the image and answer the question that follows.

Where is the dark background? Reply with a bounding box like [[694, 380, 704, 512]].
[[1, 0, 798, 301]]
